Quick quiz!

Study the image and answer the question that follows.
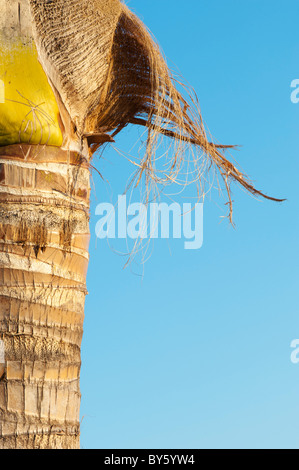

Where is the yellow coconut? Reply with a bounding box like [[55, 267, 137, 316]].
[[0, 37, 63, 146]]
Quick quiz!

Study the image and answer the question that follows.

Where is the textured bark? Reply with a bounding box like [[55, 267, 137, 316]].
[[0, 0, 90, 448], [0, 144, 90, 449]]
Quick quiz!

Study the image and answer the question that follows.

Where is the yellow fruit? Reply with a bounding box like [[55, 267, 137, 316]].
[[0, 37, 63, 147]]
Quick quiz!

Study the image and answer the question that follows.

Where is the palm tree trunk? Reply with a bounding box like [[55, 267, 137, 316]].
[[0, 143, 90, 449], [0, 1, 91, 449]]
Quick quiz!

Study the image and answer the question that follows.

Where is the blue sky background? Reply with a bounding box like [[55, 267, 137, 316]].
[[80, 0, 299, 449]]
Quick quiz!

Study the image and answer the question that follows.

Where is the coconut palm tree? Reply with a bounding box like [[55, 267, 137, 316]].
[[0, 0, 283, 449]]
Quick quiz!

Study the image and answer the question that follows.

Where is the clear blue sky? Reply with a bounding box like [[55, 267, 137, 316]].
[[80, 0, 299, 449]]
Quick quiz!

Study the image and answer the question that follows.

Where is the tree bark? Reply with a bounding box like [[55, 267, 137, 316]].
[[0, 143, 90, 449], [0, 0, 91, 449]]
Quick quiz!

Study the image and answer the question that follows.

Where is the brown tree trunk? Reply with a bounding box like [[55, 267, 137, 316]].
[[0, 0, 91, 449], [0, 144, 90, 449]]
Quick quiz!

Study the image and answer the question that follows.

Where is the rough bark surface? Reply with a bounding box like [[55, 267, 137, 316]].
[[0, 0, 90, 449], [0, 144, 90, 449]]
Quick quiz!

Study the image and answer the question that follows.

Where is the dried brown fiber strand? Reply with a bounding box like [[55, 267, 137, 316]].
[[29, 0, 284, 221]]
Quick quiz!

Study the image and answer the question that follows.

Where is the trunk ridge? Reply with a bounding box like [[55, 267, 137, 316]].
[[0, 143, 90, 449]]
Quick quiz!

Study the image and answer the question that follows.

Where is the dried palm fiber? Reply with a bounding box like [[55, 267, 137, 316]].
[[29, 0, 284, 220]]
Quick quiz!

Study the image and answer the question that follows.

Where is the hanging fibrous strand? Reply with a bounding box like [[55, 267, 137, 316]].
[[29, 0, 284, 221]]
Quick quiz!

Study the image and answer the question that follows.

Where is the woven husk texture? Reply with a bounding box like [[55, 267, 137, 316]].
[[29, 0, 122, 135]]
